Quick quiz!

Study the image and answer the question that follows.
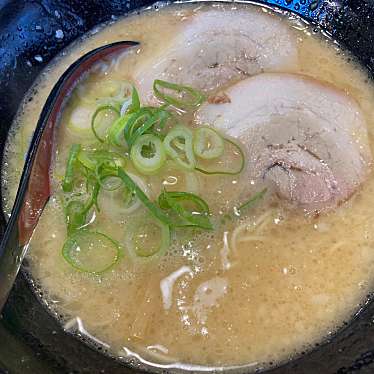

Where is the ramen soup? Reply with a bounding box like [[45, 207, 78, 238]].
[[3, 2, 374, 371]]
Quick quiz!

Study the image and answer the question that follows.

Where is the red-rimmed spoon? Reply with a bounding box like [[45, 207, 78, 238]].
[[0, 41, 139, 310]]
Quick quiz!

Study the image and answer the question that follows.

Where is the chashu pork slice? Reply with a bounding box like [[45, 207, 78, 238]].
[[196, 73, 372, 214], [134, 9, 298, 102]]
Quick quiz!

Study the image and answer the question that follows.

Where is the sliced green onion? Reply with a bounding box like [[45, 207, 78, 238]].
[[107, 114, 131, 147], [163, 126, 196, 171], [116, 168, 172, 226], [95, 166, 123, 191], [90, 181, 101, 211], [173, 137, 186, 151], [195, 137, 245, 175], [127, 217, 170, 260], [236, 188, 267, 216], [127, 109, 171, 147], [77, 149, 126, 172], [121, 188, 139, 212], [91, 154, 125, 192], [193, 127, 224, 160], [91, 105, 120, 143], [65, 181, 101, 234], [65, 200, 88, 234], [153, 79, 205, 110], [120, 98, 132, 116], [98, 173, 148, 219], [108, 98, 168, 149], [62, 230, 120, 274], [221, 188, 268, 224], [62, 144, 81, 192], [158, 190, 213, 230], [116, 168, 208, 229], [131, 134, 166, 175], [123, 108, 153, 146], [127, 86, 141, 114]]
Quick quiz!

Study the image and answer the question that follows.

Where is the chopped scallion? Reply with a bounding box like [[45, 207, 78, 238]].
[[237, 188, 268, 215], [107, 114, 131, 147], [127, 108, 171, 147], [62, 230, 121, 274], [127, 217, 170, 260], [77, 149, 126, 172], [91, 104, 120, 143], [116, 168, 172, 226], [195, 137, 245, 175], [153, 79, 205, 110], [163, 126, 196, 171], [193, 127, 224, 160], [158, 190, 213, 230], [130, 134, 166, 174], [62, 144, 81, 192], [65, 200, 89, 234], [127, 86, 141, 114]]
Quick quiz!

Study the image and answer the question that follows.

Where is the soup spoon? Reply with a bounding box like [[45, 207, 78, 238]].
[[0, 41, 139, 311]]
